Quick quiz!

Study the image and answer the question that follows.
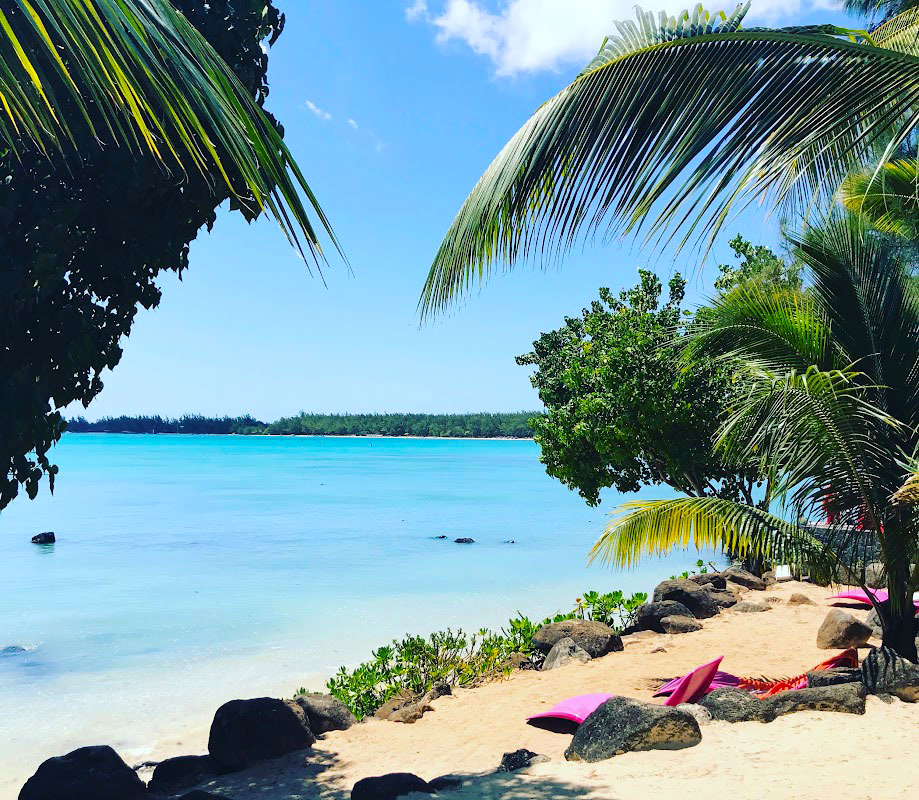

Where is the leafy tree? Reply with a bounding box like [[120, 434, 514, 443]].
[[591, 215, 919, 660], [517, 270, 763, 506], [419, 3, 919, 316], [714, 235, 802, 294], [1, 1, 336, 509]]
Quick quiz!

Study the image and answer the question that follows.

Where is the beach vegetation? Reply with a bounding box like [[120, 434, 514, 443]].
[[1, 0, 336, 510], [594, 215, 919, 660], [316, 589, 646, 718]]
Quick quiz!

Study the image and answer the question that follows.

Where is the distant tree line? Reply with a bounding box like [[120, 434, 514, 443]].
[[66, 412, 537, 438], [67, 415, 265, 435]]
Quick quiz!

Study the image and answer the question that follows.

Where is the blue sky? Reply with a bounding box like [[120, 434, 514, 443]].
[[78, 0, 854, 421]]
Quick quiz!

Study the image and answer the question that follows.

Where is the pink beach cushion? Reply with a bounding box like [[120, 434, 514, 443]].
[[829, 588, 919, 610], [662, 656, 724, 706], [654, 669, 740, 698], [527, 693, 614, 725]]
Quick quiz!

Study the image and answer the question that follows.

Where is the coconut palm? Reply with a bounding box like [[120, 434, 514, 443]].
[[0, 0, 335, 259], [589, 214, 919, 659], [420, 3, 919, 316]]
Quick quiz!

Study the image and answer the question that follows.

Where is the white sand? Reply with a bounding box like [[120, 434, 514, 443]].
[[12, 581, 919, 799]]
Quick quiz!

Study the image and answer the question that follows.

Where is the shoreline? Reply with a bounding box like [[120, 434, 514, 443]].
[[64, 432, 534, 441], [10, 580, 918, 799]]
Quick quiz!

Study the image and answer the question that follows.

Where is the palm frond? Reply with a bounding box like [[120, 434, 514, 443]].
[[0, 0, 338, 263], [420, 4, 919, 316], [840, 158, 919, 238], [589, 496, 837, 580], [684, 284, 839, 374], [893, 468, 919, 503]]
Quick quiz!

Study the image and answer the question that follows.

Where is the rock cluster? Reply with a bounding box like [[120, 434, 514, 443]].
[[532, 619, 623, 658]]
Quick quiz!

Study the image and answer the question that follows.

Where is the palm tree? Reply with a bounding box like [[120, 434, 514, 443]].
[[0, 0, 335, 259], [420, 3, 919, 316], [589, 214, 919, 659]]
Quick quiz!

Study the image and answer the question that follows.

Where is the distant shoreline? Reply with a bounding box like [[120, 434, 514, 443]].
[[65, 432, 534, 441]]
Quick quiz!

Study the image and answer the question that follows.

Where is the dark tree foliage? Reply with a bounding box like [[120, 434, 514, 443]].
[[1, 1, 286, 509], [65, 412, 536, 438], [261, 412, 535, 438], [517, 270, 763, 507], [68, 415, 265, 434]]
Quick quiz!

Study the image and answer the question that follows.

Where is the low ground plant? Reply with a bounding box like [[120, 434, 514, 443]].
[[309, 588, 647, 718]]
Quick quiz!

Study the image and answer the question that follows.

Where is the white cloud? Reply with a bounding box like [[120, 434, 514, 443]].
[[348, 118, 359, 130], [305, 99, 332, 121], [420, 0, 810, 77], [405, 0, 429, 20]]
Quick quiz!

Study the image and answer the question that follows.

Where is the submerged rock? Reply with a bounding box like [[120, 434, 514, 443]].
[[541, 637, 591, 670], [31, 532, 55, 545], [635, 601, 693, 633], [861, 646, 919, 702], [19, 745, 145, 800], [148, 755, 215, 793], [1, 645, 27, 655], [208, 697, 314, 772], [497, 749, 550, 772], [532, 619, 623, 658], [351, 772, 435, 799], [453, 537, 474, 544], [660, 615, 702, 634], [816, 609, 872, 649], [652, 579, 719, 619], [565, 697, 701, 762], [293, 692, 357, 734]]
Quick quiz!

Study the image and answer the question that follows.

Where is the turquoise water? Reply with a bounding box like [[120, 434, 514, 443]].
[[0, 434, 693, 792]]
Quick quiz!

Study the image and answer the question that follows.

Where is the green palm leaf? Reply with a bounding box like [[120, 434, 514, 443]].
[[840, 158, 919, 238], [590, 496, 838, 580], [0, 0, 338, 262], [420, 3, 919, 316]]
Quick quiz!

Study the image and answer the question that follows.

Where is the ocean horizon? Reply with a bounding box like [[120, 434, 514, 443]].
[[0, 434, 703, 794]]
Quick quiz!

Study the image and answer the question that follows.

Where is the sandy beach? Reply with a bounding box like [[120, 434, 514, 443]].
[[82, 579, 919, 800]]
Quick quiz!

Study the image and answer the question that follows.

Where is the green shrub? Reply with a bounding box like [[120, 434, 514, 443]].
[[308, 588, 650, 719]]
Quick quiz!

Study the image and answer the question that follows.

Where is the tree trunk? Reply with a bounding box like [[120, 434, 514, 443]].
[[882, 609, 918, 662]]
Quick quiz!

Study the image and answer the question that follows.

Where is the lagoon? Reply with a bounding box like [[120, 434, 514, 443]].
[[0, 434, 692, 794]]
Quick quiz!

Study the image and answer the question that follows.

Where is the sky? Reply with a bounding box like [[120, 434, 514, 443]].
[[77, 0, 855, 421]]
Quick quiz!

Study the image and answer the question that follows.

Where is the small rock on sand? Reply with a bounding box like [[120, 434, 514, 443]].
[[734, 600, 770, 613], [542, 637, 591, 670], [351, 772, 435, 799], [788, 593, 816, 606], [497, 749, 550, 771], [660, 615, 702, 634]]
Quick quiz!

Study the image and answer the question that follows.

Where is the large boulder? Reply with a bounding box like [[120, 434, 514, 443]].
[[816, 609, 872, 649], [861, 646, 919, 702], [292, 693, 357, 734], [806, 668, 862, 688], [690, 572, 727, 590], [532, 619, 623, 659], [541, 637, 591, 670], [865, 562, 886, 589], [564, 697, 701, 762], [865, 608, 884, 638], [698, 688, 776, 723], [767, 683, 866, 717], [651, 579, 719, 619], [636, 601, 693, 633], [148, 755, 215, 794], [208, 697, 314, 772], [660, 615, 702, 634], [705, 589, 738, 609], [351, 773, 435, 799], [19, 745, 146, 800], [723, 567, 766, 590]]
